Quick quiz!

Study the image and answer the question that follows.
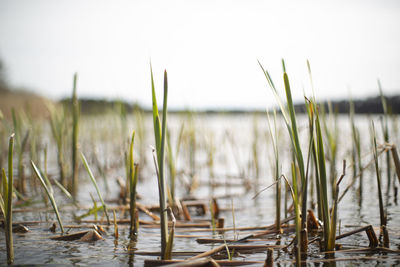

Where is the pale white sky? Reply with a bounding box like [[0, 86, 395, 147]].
[[0, 0, 399, 109]]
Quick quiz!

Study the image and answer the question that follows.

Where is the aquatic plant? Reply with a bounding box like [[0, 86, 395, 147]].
[[71, 73, 79, 197], [259, 60, 307, 263], [31, 160, 64, 233], [321, 102, 339, 198], [371, 122, 388, 247], [129, 131, 139, 239], [166, 128, 177, 206], [11, 109, 29, 196], [1, 134, 15, 264], [80, 152, 110, 225], [378, 82, 392, 193], [150, 66, 173, 259], [350, 97, 363, 201], [267, 110, 281, 231], [48, 103, 67, 187]]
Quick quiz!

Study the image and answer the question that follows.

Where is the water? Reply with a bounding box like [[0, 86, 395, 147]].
[[0, 113, 399, 266]]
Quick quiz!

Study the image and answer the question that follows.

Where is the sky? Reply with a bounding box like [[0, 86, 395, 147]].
[[0, 0, 399, 110]]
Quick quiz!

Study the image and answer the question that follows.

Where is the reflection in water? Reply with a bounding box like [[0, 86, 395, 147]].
[[127, 239, 137, 267]]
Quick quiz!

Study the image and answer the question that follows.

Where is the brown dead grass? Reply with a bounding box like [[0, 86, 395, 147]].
[[0, 89, 52, 119]]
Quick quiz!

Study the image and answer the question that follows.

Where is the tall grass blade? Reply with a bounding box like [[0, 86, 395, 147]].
[[267, 110, 281, 231], [259, 60, 308, 261], [378, 81, 391, 192], [80, 152, 110, 225], [0, 169, 7, 218], [150, 66, 170, 259], [48, 103, 67, 186], [71, 73, 79, 197], [5, 134, 14, 264], [31, 160, 64, 233], [129, 131, 139, 239], [165, 207, 176, 260], [151, 65, 161, 157], [166, 129, 176, 205], [315, 111, 332, 251], [371, 122, 386, 228]]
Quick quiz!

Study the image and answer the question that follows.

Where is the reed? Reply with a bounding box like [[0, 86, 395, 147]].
[[184, 112, 197, 194], [27, 113, 41, 192], [206, 131, 216, 192], [1, 134, 15, 264], [48, 103, 67, 187], [267, 110, 281, 231], [260, 60, 344, 259], [349, 97, 363, 203], [371, 123, 387, 232], [129, 131, 139, 240], [310, 99, 340, 252], [252, 114, 260, 187], [31, 160, 64, 233], [166, 123, 185, 206], [134, 105, 147, 176], [12, 109, 29, 196], [150, 66, 172, 259], [378, 82, 391, 193], [307, 64, 342, 253], [80, 152, 110, 225], [321, 103, 339, 198], [71, 73, 79, 197], [113, 209, 119, 239], [166, 128, 177, 205], [259, 60, 307, 262]]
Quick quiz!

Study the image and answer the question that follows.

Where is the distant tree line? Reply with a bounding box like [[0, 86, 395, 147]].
[[293, 95, 400, 114], [60, 94, 400, 115], [59, 98, 143, 114]]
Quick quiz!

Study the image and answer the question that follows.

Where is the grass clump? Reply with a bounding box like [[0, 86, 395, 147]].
[[150, 66, 174, 260], [259, 60, 308, 263]]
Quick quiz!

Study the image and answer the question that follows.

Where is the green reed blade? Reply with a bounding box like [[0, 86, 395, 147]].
[[6, 134, 14, 264], [267, 110, 281, 230], [80, 152, 110, 225], [151, 65, 162, 156], [315, 112, 332, 250], [283, 70, 306, 187], [31, 160, 64, 233], [328, 161, 346, 251], [165, 207, 175, 260], [1, 168, 7, 216], [150, 66, 170, 259], [291, 163, 301, 265], [48, 103, 67, 186], [257, 60, 290, 127], [166, 128, 176, 203], [378, 81, 391, 191], [159, 70, 170, 259], [129, 131, 139, 239], [71, 73, 79, 197], [53, 178, 72, 200]]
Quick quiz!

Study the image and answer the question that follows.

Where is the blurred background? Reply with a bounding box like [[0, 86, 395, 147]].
[[0, 0, 399, 111]]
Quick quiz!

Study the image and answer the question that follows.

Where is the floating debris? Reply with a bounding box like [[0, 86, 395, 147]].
[[50, 228, 103, 242], [12, 224, 29, 233]]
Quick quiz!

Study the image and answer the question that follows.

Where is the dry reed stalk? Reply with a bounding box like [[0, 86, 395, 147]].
[[390, 144, 400, 184], [264, 248, 274, 267]]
